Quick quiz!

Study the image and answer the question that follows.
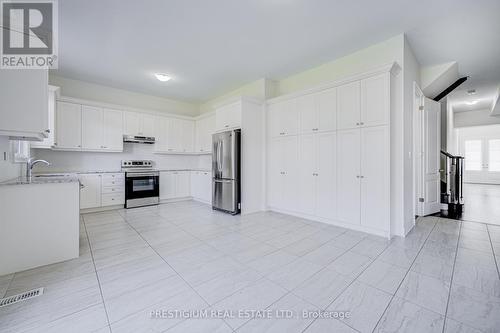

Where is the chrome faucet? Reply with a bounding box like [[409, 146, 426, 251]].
[[26, 158, 50, 178]]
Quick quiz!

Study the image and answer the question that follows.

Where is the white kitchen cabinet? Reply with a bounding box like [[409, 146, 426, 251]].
[[181, 120, 194, 152], [360, 126, 389, 231], [123, 112, 155, 137], [337, 81, 361, 130], [267, 99, 299, 137], [101, 173, 125, 206], [82, 106, 123, 151], [31, 85, 59, 149], [102, 109, 124, 151], [79, 174, 102, 209], [55, 101, 82, 150], [154, 116, 170, 152], [0, 68, 49, 140], [195, 114, 215, 153], [298, 94, 317, 135], [267, 136, 298, 211], [336, 129, 361, 225], [315, 132, 337, 220], [160, 171, 177, 200], [298, 134, 316, 215], [166, 118, 182, 152], [191, 170, 212, 203], [317, 88, 337, 132], [215, 101, 241, 131], [361, 73, 390, 127], [82, 105, 104, 150], [160, 171, 191, 200]]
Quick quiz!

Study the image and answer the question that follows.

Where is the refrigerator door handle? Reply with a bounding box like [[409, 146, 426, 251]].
[[218, 141, 223, 173], [214, 179, 233, 183]]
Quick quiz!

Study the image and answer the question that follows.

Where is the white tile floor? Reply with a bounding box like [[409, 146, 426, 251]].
[[1, 200, 500, 332]]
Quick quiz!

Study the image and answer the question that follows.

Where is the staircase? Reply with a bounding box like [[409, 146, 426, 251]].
[[440, 150, 464, 217]]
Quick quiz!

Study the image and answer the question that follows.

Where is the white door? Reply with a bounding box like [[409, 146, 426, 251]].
[[460, 132, 500, 184], [360, 126, 390, 231], [360, 73, 390, 127], [160, 171, 176, 199], [317, 88, 337, 132], [316, 132, 337, 220], [55, 101, 82, 149], [298, 134, 316, 215], [420, 97, 441, 215], [123, 112, 140, 136], [103, 109, 123, 151], [298, 94, 317, 134], [337, 129, 361, 225], [79, 174, 101, 209], [337, 81, 361, 130], [81, 106, 103, 150]]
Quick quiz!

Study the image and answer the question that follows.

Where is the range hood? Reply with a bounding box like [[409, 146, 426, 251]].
[[123, 135, 155, 144]]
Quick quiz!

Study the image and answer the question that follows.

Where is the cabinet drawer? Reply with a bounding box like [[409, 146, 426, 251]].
[[102, 173, 124, 181], [102, 178, 124, 187], [102, 193, 124, 206], [101, 185, 124, 194]]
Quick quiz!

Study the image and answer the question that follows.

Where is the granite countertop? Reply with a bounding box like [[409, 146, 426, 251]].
[[0, 174, 80, 186]]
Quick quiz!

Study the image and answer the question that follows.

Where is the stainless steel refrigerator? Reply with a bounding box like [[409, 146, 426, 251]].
[[212, 129, 241, 214]]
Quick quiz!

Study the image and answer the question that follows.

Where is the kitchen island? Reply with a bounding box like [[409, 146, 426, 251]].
[[0, 175, 80, 275]]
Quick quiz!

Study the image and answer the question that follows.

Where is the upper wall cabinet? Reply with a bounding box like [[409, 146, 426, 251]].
[[215, 101, 241, 132], [298, 88, 337, 134], [154, 117, 195, 154], [0, 69, 49, 140], [31, 85, 59, 149], [123, 112, 155, 137], [55, 101, 123, 152], [268, 99, 299, 138], [55, 101, 82, 150], [195, 114, 215, 153], [337, 73, 390, 130]]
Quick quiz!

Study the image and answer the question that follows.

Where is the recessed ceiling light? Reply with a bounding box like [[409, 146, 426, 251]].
[[465, 100, 478, 106], [154, 73, 171, 82]]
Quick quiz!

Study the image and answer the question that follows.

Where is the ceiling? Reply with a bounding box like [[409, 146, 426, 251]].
[[54, 0, 500, 102], [448, 83, 499, 113]]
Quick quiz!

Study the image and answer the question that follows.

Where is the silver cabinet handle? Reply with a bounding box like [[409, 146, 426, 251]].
[[356, 123, 360, 126], [45, 129, 50, 133], [360, 122, 364, 125]]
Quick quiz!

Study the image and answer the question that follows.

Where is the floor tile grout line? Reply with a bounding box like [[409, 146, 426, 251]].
[[369, 219, 440, 333], [486, 224, 500, 279], [82, 214, 113, 333], [441, 218, 462, 333], [2, 272, 16, 299]]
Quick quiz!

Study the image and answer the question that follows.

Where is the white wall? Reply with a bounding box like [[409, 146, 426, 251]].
[[454, 109, 500, 128], [49, 75, 199, 117], [31, 144, 199, 173], [403, 37, 421, 235], [0, 137, 22, 182]]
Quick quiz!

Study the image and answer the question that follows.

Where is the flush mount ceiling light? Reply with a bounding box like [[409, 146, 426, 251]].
[[465, 100, 478, 105], [154, 73, 171, 82]]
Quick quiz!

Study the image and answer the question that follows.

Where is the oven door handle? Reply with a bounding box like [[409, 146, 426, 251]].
[[126, 173, 158, 177]]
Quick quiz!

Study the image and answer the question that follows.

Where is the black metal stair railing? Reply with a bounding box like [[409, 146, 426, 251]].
[[440, 150, 464, 214]]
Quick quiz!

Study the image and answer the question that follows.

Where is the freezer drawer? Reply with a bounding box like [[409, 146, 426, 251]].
[[212, 179, 240, 214]]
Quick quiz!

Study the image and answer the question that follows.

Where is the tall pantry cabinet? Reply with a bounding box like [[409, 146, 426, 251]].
[[266, 65, 396, 237]]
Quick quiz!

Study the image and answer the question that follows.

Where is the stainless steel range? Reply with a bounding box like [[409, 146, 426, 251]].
[[122, 160, 159, 208]]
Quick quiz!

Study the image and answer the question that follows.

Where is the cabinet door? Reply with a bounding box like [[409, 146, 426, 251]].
[[181, 120, 194, 152], [79, 174, 101, 209], [167, 118, 182, 152], [195, 118, 205, 153], [337, 129, 361, 225], [282, 136, 299, 211], [191, 171, 201, 198], [141, 114, 156, 137], [267, 102, 282, 138], [175, 172, 191, 197], [337, 81, 361, 130], [103, 109, 123, 151], [361, 73, 390, 127], [298, 94, 317, 134], [201, 171, 212, 202], [160, 172, 176, 200], [204, 115, 216, 152], [298, 134, 316, 215], [55, 101, 81, 149], [216, 102, 241, 131], [360, 126, 389, 231], [31, 86, 57, 149], [82, 106, 103, 150], [316, 132, 337, 220], [123, 112, 140, 136], [154, 117, 169, 152], [317, 88, 337, 132], [267, 138, 283, 208], [282, 99, 299, 136]]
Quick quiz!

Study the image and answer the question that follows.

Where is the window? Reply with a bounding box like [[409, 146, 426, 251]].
[[464, 140, 482, 171], [489, 139, 500, 171]]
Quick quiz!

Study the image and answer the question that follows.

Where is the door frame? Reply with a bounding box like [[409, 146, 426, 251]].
[[413, 83, 425, 216]]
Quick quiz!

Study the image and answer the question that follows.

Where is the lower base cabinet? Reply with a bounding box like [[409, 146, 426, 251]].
[[191, 171, 212, 203], [78, 173, 124, 209], [160, 171, 191, 200]]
